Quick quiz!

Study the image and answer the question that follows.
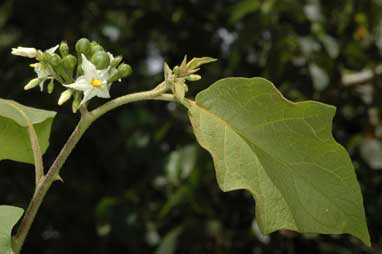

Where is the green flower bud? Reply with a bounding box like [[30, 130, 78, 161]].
[[24, 78, 41, 90], [47, 79, 55, 94], [185, 74, 202, 81], [91, 51, 110, 69], [75, 38, 91, 55], [90, 44, 105, 55], [47, 53, 62, 67], [90, 42, 104, 56], [72, 92, 81, 113], [110, 55, 123, 68], [118, 63, 132, 77], [107, 64, 132, 83], [58, 89, 73, 105], [46, 54, 73, 83], [173, 65, 180, 75], [63, 54, 77, 77], [59, 41, 69, 57]]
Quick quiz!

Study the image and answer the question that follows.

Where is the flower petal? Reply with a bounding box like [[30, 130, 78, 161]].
[[46, 45, 59, 54], [80, 89, 97, 105], [97, 68, 112, 83], [35, 63, 51, 79], [95, 85, 111, 98], [64, 77, 89, 91], [81, 54, 97, 79]]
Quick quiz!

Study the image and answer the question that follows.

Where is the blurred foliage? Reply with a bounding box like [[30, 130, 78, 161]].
[[0, 0, 382, 253]]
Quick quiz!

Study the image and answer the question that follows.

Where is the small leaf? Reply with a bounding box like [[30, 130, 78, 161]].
[[0, 99, 56, 164], [188, 77, 370, 245], [186, 57, 217, 70], [0, 205, 24, 254]]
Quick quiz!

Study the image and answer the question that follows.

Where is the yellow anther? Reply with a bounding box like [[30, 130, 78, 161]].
[[91, 79, 102, 88], [29, 63, 37, 68]]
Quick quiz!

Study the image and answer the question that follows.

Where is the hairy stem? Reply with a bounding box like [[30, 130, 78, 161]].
[[12, 83, 175, 253]]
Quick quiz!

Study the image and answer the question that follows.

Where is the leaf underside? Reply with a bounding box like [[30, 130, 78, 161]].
[[0, 98, 56, 164], [188, 77, 370, 245], [0, 205, 24, 254]]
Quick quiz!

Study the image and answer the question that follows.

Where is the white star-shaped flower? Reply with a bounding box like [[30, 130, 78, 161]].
[[29, 45, 59, 90], [64, 54, 111, 105]]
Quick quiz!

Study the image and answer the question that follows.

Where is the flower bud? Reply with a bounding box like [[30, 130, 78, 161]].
[[118, 63, 132, 78], [91, 51, 110, 69], [173, 66, 180, 75], [47, 79, 55, 94], [106, 63, 132, 83], [63, 54, 77, 77], [186, 74, 202, 81], [11, 47, 38, 58], [173, 80, 186, 101], [59, 41, 69, 57], [24, 78, 41, 90], [110, 55, 123, 68], [58, 89, 73, 105], [75, 38, 91, 55], [90, 42, 104, 56], [47, 53, 62, 67], [72, 92, 81, 113]]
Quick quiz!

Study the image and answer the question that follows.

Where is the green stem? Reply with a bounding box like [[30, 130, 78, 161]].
[[12, 83, 175, 254], [91, 81, 168, 120]]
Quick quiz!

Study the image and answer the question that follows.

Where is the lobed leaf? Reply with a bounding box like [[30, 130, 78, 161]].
[[188, 77, 370, 245]]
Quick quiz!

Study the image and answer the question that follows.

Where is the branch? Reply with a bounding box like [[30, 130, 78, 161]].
[[12, 82, 175, 254], [91, 81, 169, 120], [342, 64, 382, 87]]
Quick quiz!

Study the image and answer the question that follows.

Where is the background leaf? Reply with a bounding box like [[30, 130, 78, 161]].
[[155, 226, 183, 254], [0, 205, 24, 254], [188, 77, 370, 245], [0, 98, 56, 164]]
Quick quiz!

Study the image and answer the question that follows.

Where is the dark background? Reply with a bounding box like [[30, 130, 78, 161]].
[[0, 0, 382, 253]]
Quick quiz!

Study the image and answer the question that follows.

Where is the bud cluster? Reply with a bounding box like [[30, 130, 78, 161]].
[[164, 55, 217, 102], [12, 38, 132, 112]]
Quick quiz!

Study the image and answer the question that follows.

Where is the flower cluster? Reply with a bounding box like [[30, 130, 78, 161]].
[[11, 38, 132, 112]]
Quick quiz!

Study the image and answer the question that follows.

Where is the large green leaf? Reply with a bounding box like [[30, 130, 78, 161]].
[[0, 205, 24, 254], [0, 99, 56, 164], [188, 77, 370, 245]]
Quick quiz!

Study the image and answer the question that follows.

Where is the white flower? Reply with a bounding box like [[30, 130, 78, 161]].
[[29, 45, 59, 91], [32, 63, 54, 91], [64, 54, 111, 105]]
